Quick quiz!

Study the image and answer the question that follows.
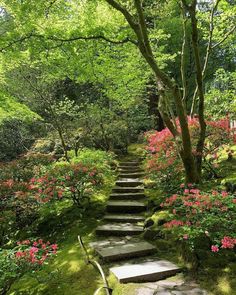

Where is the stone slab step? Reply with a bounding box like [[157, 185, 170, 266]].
[[112, 187, 144, 193], [110, 260, 181, 283], [119, 165, 142, 170], [116, 179, 143, 187], [96, 223, 144, 236], [119, 173, 144, 179], [104, 214, 145, 222], [109, 192, 145, 200], [119, 169, 143, 174], [92, 241, 156, 261], [119, 162, 141, 166], [107, 201, 146, 213]]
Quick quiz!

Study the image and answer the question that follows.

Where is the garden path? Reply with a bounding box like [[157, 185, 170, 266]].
[[90, 159, 208, 294]]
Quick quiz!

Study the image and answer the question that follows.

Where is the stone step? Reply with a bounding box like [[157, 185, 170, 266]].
[[119, 162, 141, 166], [96, 223, 144, 236], [119, 169, 143, 174], [119, 173, 144, 179], [112, 186, 144, 193], [91, 240, 156, 262], [107, 201, 146, 213], [110, 260, 181, 283], [119, 165, 142, 170], [116, 179, 143, 187], [109, 192, 145, 200], [104, 214, 145, 222]]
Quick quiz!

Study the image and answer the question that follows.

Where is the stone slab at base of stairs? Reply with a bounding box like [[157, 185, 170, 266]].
[[110, 259, 181, 283]]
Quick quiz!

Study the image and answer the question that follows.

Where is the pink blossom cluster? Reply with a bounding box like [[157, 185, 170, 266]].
[[211, 236, 236, 253], [15, 239, 58, 265], [163, 219, 189, 228]]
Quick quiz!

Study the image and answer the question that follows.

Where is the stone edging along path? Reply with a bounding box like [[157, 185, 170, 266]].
[[89, 159, 208, 294]]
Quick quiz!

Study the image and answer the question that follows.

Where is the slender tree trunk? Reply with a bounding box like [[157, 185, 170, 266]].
[[188, 2, 206, 177], [147, 83, 164, 131], [57, 125, 69, 162]]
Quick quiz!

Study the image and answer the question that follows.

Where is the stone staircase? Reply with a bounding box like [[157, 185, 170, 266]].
[[90, 159, 181, 284]]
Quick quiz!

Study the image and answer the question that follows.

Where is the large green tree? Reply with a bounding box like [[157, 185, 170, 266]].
[[0, 0, 235, 182]]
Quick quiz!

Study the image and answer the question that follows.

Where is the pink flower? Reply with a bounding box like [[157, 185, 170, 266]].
[[221, 191, 228, 198], [190, 189, 200, 195], [22, 239, 30, 245], [211, 245, 219, 252], [29, 247, 39, 255], [184, 189, 189, 194], [51, 244, 58, 251], [15, 251, 24, 258], [221, 236, 236, 249], [183, 234, 188, 240]]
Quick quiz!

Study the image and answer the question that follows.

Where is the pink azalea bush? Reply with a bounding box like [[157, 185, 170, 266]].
[[160, 186, 236, 252], [15, 239, 58, 265], [0, 239, 57, 294], [32, 162, 104, 206], [144, 117, 234, 189]]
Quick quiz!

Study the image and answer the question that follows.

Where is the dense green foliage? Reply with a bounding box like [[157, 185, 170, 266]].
[[0, 0, 235, 294]]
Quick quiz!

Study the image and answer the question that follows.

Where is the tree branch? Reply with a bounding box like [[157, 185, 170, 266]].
[[0, 33, 34, 52], [211, 25, 236, 49], [44, 34, 137, 45], [105, 0, 138, 33], [0, 32, 137, 52], [134, 0, 153, 56]]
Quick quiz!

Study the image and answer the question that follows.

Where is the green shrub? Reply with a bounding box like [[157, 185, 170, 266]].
[[0, 118, 45, 161]]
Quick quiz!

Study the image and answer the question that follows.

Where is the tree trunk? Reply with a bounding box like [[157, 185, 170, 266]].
[[147, 83, 164, 131], [188, 2, 207, 177], [57, 126, 69, 162]]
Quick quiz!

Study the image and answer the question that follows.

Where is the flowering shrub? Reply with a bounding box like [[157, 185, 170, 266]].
[[0, 239, 57, 294], [144, 117, 234, 188], [45, 162, 104, 206], [0, 153, 54, 182], [144, 128, 183, 190], [15, 239, 58, 264], [0, 178, 39, 243], [160, 186, 236, 252]]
